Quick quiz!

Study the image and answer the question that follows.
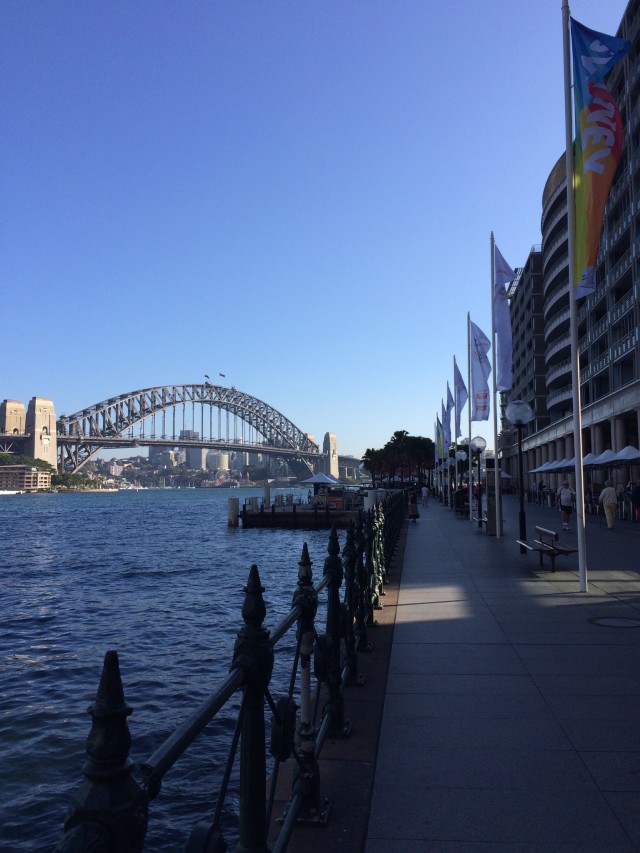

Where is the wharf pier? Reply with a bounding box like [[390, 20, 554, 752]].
[[238, 486, 369, 529], [239, 502, 361, 529], [282, 494, 640, 852]]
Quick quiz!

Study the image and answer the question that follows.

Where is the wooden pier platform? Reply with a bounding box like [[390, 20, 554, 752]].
[[240, 504, 361, 529]]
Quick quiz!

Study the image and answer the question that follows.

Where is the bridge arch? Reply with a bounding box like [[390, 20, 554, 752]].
[[57, 384, 319, 475]]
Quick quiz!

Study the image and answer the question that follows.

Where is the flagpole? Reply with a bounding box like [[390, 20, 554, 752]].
[[453, 357, 459, 494], [490, 231, 503, 539], [467, 312, 473, 521], [562, 0, 588, 592]]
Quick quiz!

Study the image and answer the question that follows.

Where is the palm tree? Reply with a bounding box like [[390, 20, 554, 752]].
[[386, 430, 410, 486], [361, 448, 383, 487]]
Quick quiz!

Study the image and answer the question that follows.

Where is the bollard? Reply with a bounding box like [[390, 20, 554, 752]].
[[231, 565, 274, 853], [55, 650, 148, 852], [228, 497, 240, 527]]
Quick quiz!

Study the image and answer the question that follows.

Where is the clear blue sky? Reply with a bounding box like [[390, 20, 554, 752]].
[[1, 0, 625, 459]]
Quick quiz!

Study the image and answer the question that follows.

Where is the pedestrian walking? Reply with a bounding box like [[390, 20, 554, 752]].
[[421, 484, 429, 507], [408, 489, 419, 522], [599, 480, 619, 530], [556, 480, 575, 531]]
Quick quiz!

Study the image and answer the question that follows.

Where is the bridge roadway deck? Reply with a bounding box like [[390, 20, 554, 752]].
[[272, 493, 640, 852]]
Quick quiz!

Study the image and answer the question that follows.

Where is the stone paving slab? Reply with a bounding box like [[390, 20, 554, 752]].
[[366, 494, 640, 853]]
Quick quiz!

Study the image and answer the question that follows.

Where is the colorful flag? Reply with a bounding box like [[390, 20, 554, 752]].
[[571, 18, 630, 299], [453, 357, 467, 439], [470, 320, 491, 421], [436, 416, 444, 459], [493, 243, 514, 392]]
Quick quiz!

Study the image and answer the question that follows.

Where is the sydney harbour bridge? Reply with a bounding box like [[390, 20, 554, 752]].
[[1, 383, 360, 479]]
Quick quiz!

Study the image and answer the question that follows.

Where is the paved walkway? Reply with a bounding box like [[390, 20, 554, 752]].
[[366, 494, 640, 852]]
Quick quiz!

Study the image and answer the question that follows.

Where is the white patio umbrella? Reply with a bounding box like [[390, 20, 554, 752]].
[[612, 445, 640, 464], [529, 460, 553, 474], [589, 449, 617, 467]]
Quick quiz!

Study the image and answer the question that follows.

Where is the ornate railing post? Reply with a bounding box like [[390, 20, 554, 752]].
[[341, 522, 360, 684], [371, 503, 385, 608], [365, 506, 380, 611], [290, 543, 322, 816], [55, 650, 148, 852], [321, 526, 349, 736], [356, 513, 373, 649], [231, 564, 274, 853]]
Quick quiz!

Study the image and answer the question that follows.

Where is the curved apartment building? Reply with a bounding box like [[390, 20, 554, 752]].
[[502, 0, 640, 490]]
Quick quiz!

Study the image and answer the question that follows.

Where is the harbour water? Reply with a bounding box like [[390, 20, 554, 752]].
[[0, 487, 333, 851]]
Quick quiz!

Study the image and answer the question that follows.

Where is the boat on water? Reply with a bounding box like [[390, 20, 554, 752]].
[[0, 490, 23, 495]]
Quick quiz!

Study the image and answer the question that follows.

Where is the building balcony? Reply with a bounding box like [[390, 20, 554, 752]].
[[542, 232, 567, 273], [544, 278, 571, 318], [542, 180, 567, 230], [606, 209, 632, 248], [547, 384, 573, 407], [546, 358, 572, 387], [581, 351, 611, 382], [545, 305, 571, 339], [610, 292, 637, 327], [606, 176, 630, 210], [611, 329, 639, 361], [546, 334, 571, 362], [581, 314, 611, 349], [577, 284, 608, 323], [607, 248, 633, 287], [543, 256, 569, 296]]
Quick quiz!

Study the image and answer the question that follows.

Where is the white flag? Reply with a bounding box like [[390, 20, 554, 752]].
[[493, 243, 515, 392], [443, 384, 454, 448], [470, 320, 491, 421], [453, 357, 467, 438]]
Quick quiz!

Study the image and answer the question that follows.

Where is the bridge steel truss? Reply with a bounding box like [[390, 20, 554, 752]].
[[56, 384, 320, 476]]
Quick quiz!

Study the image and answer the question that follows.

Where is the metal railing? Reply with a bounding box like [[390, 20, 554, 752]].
[[55, 491, 406, 852]]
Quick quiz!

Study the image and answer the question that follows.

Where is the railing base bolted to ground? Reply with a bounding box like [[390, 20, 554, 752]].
[[54, 491, 406, 852]]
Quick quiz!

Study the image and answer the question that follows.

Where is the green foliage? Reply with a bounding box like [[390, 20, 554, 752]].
[[52, 471, 93, 489], [361, 433, 435, 486], [0, 453, 56, 473]]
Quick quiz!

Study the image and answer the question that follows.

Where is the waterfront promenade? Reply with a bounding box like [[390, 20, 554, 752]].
[[366, 494, 640, 852], [274, 492, 640, 852]]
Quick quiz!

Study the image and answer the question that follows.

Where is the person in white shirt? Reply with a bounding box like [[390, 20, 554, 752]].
[[556, 480, 575, 531], [599, 480, 619, 530]]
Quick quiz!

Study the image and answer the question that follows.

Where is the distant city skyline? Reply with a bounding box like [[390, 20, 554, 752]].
[[1, 0, 625, 458]]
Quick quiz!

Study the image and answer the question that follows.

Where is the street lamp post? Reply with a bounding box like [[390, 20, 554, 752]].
[[470, 436, 487, 528], [506, 400, 534, 554], [455, 450, 467, 513], [449, 457, 457, 506]]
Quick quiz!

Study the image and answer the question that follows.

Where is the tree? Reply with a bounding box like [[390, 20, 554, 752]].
[[362, 433, 435, 488], [0, 453, 56, 473], [361, 448, 384, 487]]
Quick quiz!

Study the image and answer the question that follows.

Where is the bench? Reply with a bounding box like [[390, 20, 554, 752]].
[[516, 525, 578, 572]]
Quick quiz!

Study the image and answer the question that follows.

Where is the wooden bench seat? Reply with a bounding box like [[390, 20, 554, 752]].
[[516, 525, 578, 572]]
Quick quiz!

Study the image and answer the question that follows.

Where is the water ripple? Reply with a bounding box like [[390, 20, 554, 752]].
[[0, 488, 332, 849]]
